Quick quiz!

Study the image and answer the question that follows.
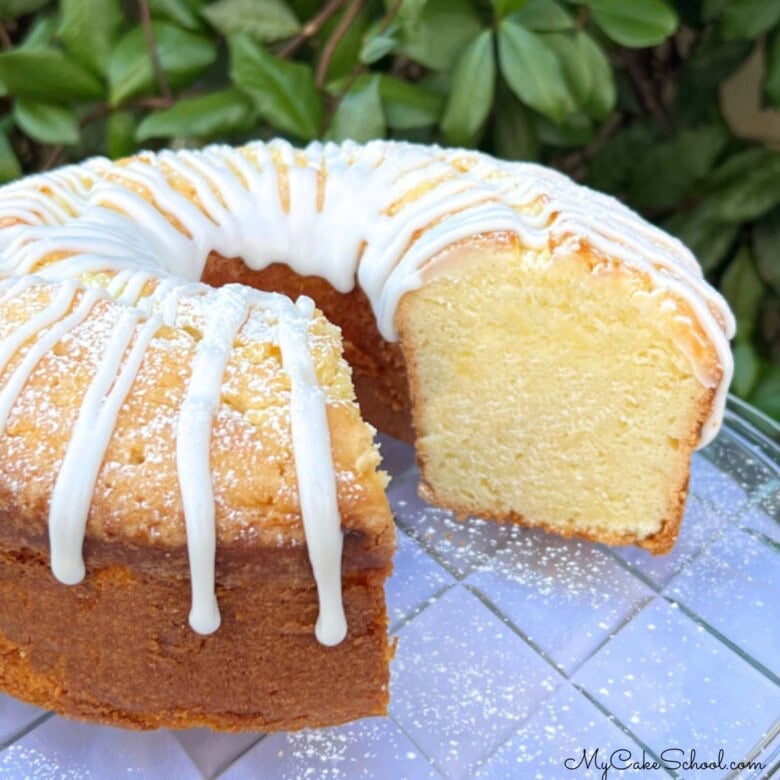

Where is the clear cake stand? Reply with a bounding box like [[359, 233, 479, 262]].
[[1, 397, 778, 780]]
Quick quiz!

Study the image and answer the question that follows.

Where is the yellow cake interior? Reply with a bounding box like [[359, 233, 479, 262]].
[[398, 236, 715, 550]]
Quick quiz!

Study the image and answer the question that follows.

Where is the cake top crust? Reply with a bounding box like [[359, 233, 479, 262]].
[[0, 139, 733, 445]]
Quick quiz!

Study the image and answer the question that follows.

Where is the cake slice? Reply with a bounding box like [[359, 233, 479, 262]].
[[0, 278, 395, 730], [396, 231, 726, 553]]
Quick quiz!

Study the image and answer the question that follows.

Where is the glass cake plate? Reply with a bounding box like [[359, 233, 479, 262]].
[[0, 397, 778, 780]]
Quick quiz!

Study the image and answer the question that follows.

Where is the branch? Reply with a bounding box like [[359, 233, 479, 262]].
[[316, 0, 363, 88], [323, 0, 404, 127], [0, 24, 12, 51], [279, 0, 346, 58], [552, 112, 624, 180], [41, 145, 65, 171], [138, 0, 172, 104], [618, 48, 672, 135]]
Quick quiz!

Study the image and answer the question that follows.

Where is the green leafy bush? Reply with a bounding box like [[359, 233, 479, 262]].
[[0, 0, 778, 419]]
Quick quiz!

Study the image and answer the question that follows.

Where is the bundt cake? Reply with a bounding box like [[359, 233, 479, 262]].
[[0, 139, 732, 729]]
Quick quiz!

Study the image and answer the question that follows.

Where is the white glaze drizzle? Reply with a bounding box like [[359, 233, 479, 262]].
[[174, 284, 250, 635], [278, 295, 346, 647], [0, 140, 736, 644], [49, 306, 160, 584]]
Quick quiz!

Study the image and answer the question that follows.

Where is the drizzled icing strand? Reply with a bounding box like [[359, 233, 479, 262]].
[[50, 307, 160, 585], [175, 285, 251, 636], [279, 296, 347, 647]]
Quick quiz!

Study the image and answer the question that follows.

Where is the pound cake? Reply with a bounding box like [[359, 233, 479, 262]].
[[0, 278, 395, 730], [0, 139, 733, 728]]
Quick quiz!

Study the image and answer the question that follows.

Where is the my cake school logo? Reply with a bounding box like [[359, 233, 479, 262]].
[[563, 747, 767, 778]]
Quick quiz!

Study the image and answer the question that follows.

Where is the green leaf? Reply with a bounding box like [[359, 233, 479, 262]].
[[701, 0, 728, 20], [508, 0, 572, 31], [393, 0, 429, 26], [707, 148, 780, 223], [229, 33, 321, 139], [360, 32, 398, 65], [137, 88, 255, 140], [19, 11, 57, 47], [750, 364, 780, 420], [397, 0, 482, 72], [13, 99, 80, 145], [628, 124, 728, 209], [440, 30, 495, 146], [721, 0, 780, 40], [150, 0, 205, 31], [753, 209, 780, 295], [107, 110, 138, 159], [542, 32, 591, 107], [674, 36, 751, 124], [578, 31, 615, 119], [0, 0, 50, 20], [326, 75, 384, 143], [664, 203, 739, 273], [720, 247, 764, 325], [535, 112, 593, 146], [498, 19, 574, 123], [108, 22, 217, 106], [586, 122, 655, 194], [732, 341, 760, 397], [705, 147, 767, 189], [0, 48, 104, 100], [380, 75, 443, 129], [202, 0, 300, 42], [766, 31, 780, 109], [492, 0, 529, 16], [57, 0, 123, 76], [0, 130, 21, 183], [492, 86, 539, 161], [585, 0, 678, 48]]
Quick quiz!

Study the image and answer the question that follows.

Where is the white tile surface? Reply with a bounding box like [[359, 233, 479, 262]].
[[667, 525, 780, 676], [388, 477, 517, 579], [689, 449, 751, 511], [467, 529, 653, 674], [174, 728, 263, 779], [390, 585, 562, 778], [699, 432, 776, 506], [386, 529, 455, 629], [738, 483, 780, 542], [0, 695, 47, 747], [0, 717, 199, 779], [472, 683, 668, 779], [572, 596, 780, 774], [611, 496, 730, 588], [220, 717, 441, 779], [376, 433, 417, 482]]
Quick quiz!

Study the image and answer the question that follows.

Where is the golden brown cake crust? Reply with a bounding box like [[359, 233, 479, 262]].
[[0, 532, 394, 730]]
